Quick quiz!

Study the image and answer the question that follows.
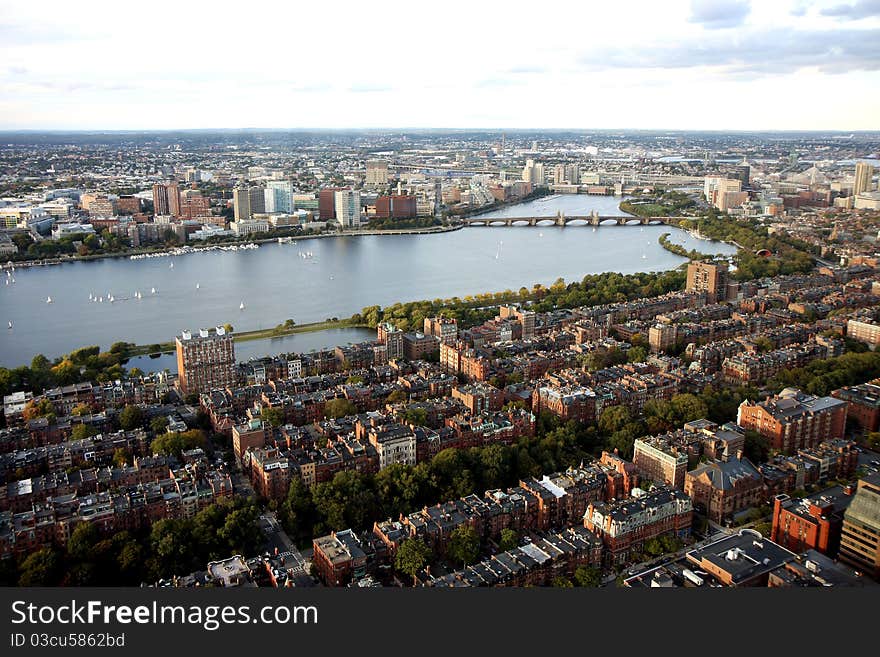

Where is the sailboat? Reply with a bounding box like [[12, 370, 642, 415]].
[[169, 262, 174, 269], [88, 293, 93, 301], [46, 296, 52, 304], [239, 301, 246, 311], [109, 295, 115, 303], [495, 240, 503, 260], [196, 283, 200, 289], [98, 296, 103, 303], [7, 321, 12, 329], [151, 287, 156, 294]]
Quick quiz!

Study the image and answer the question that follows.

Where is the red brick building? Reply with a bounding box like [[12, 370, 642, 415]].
[[684, 456, 765, 523], [451, 383, 503, 415], [736, 388, 848, 455], [831, 382, 880, 433], [532, 384, 598, 424], [771, 487, 854, 557], [374, 194, 417, 219]]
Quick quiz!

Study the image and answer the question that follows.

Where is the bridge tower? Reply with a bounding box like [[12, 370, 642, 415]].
[[556, 210, 566, 226]]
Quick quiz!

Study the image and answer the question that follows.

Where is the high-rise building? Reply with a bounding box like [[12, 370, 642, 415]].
[[116, 195, 141, 215], [377, 322, 404, 360], [176, 327, 237, 396], [152, 182, 181, 217], [686, 261, 729, 303], [334, 189, 361, 228], [854, 162, 875, 196], [838, 473, 880, 579], [264, 180, 294, 214], [233, 184, 265, 222], [522, 159, 545, 185], [178, 192, 211, 220], [374, 194, 417, 219], [319, 188, 342, 220], [553, 164, 580, 185], [703, 177, 742, 209], [365, 160, 389, 186]]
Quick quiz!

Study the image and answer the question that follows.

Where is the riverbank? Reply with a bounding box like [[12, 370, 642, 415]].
[[127, 318, 372, 357], [1, 223, 464, 269]]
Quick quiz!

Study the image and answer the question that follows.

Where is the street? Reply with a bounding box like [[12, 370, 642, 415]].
[[259, 511, 315, 587]]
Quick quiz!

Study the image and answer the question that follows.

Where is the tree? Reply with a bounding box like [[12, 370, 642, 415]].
[[598, 405, 632, 434], [627, 345, 648, 363], [446, 525, 480, 567], [150, 429, 206, 457], [119, 404, 145, 430], [71, 403, 92, 416], [386, 389, 407, 404], [112, 447, 132, 467], [18, 548, 62, 586], [498, 528, 519, 552], [552, 576, 574, 587], [67, 522, 99, 562], [574, 566, 602, 588], [71, 424, 99, 440], [260, 406, 285, 428], [23, 398, 55, 421], [279, 477, 317, 546], [312, 470, 379, 532], [395, 538, 432, 583], [670, 394, 708, 424], [218, 505, 265, 557], [324, 398, 358, 419], [399, 407, 428, 427], [744, 429, 770, 463], [150, 416, 169, 434]]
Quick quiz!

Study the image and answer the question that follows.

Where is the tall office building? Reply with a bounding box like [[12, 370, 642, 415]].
[[264, 180, 294, 214], [152, 182, 181, 217], [319, 188, 342, 220], [553, 164, 580, 185], [686, 261, 729, 303], [522, 159, 545, 185], [365, 160, 389, 186], [334, 189, 361, 228], [233, 184, 265, 222], [176, 327, 237, 396], [854, 162, 875, 196], [703, 176, 742, 208], [838, 473, 880, 579]]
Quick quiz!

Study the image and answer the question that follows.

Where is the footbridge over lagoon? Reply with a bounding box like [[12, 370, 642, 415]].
[[463, 211, 688, 227]]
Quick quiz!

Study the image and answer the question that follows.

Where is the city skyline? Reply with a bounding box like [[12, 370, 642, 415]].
[[1, 0, 879, 131]]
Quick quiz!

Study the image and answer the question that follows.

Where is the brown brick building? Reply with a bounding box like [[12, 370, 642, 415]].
[[684, 456, 764, 523]]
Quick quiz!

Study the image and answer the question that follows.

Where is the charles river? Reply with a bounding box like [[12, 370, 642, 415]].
[[0, 195, 736, 370]]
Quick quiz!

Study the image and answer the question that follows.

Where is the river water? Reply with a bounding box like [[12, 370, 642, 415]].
[[0, 195, 736, 368]]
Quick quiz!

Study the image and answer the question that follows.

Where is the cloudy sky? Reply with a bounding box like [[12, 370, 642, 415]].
[[1, 0, 878, 130]]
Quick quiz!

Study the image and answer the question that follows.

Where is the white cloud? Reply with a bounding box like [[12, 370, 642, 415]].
[[0, 0, 877, 130]]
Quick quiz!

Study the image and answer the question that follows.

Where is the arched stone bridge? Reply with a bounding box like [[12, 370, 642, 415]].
[[463, 213, 688, 227]]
